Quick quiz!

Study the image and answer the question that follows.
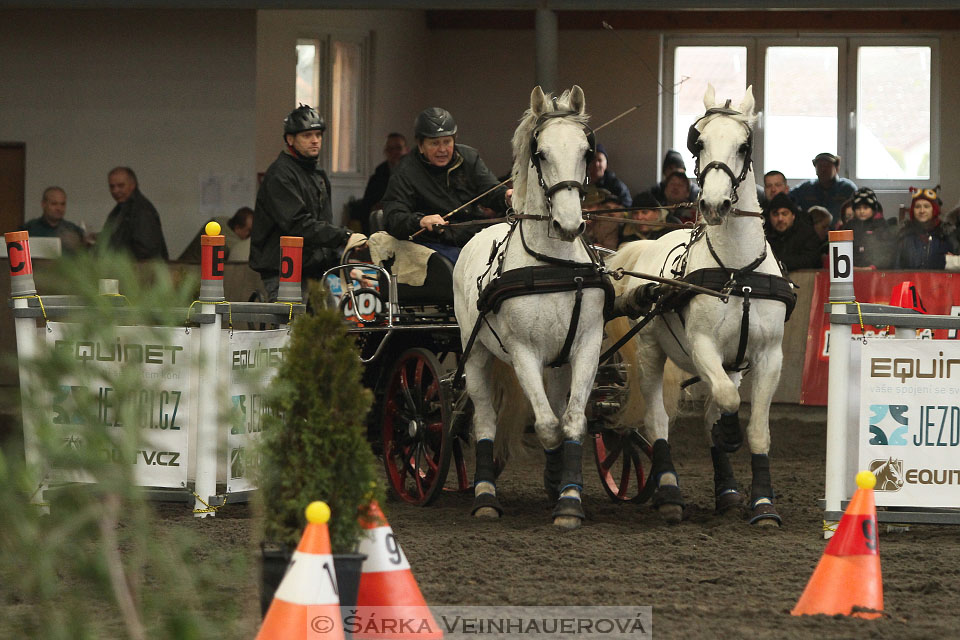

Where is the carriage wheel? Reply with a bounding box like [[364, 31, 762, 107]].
[[593, 428, 653, 503], [381, 348, 453, 505]]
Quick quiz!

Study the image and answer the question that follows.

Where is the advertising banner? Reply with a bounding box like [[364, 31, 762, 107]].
[[223, 329, 289, 493], [801, 271, 960, 405], [858, 339, 960, 508], [47, 322, 195, 488]]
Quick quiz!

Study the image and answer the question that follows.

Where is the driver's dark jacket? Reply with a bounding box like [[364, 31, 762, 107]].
[[382, 145, 507, 247], [250, 151, 351, 278]]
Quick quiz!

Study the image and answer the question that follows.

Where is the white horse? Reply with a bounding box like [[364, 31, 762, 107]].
[[608, 85, 794, 525], [453, 86, 608, 529]]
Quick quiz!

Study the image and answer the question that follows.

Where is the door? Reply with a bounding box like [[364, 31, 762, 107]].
[[0, 143, 26, 234]]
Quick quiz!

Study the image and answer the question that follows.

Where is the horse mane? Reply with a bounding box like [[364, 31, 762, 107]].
[[510, 88, 590, 211]]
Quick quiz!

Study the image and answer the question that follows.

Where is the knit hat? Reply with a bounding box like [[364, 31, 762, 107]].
[[633, 191, 662, 210], [909, 186, 941, 221], [763, 192, 799, 218], [663, 149, 685, 172], [852, 187, 882, 214], [594, 143, 608, 161]]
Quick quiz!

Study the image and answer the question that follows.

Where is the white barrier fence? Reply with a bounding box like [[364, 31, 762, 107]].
[[824, 229, 960, 537]]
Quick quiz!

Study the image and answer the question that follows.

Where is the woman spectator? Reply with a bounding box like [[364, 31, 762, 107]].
[[895, 187, 952, 270], [840, 187, 895, 269], [835, 198, 854, 230], [588, 143, 632, 206], [662, 170, 696, 223]]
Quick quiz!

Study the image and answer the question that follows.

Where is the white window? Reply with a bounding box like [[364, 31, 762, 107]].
[[295, 35, 368, 176], [664, 37, 938, 189]]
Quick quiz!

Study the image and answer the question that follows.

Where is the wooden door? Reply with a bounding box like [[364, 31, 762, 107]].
[[0, 143, 26, 235]]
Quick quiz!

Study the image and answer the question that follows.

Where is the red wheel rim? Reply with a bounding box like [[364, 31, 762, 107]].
[[381, 348, 450, 505], [594, 429, 652, 503]]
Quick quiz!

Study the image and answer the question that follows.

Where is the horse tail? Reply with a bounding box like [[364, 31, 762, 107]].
[[488, 358, 532, 465], [603, 317, 681, 430]]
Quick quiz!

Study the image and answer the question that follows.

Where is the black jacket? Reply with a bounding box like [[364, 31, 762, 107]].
[[765, 220, 824, 271], [250, 151, 351, 278], [896, 220, 951, 270], [382, 145, 506, 247], [103, 189, 168, 260], [594, 171, 632, 207], [841, 217, 895, 269]]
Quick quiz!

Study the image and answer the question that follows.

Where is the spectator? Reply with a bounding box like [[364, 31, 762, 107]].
[[351, 133, 409, 233], [840, 187, 894, 269], [836, 198, 855, 229], [763, 170, 789, 203], [763, 193, 823, 271], [620, 191, 679, 244], [662, 170, 696, 223], [808, 206, 833, 243], [383, 107, 508, 264], [250, 105, 365, 301], [177, 206, 254, 263], [642, 149, 700, 207], [895, 187, 952, 270], [22, 186, 88, 254], [582, 187, 623, 251], [587, 143, 632, 206], [790, 152, 857, 224], [103, 167, 168, 260]]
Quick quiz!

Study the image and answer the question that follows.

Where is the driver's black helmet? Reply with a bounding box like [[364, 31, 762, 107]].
[[414, 107, 457, 140], [284, 104, 326, 137]]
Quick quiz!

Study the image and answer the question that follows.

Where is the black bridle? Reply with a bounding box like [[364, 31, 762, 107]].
[[529, 102, 596, 210], [685, 102, 754, 204]]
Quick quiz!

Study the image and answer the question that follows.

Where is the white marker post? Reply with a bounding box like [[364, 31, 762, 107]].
[[824, 229, 855, 538]]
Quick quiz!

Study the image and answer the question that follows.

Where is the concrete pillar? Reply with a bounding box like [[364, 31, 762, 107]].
[[535, 8, 558, 95]]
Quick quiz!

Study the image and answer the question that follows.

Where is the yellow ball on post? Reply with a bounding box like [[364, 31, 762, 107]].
[[856, 470, 876, 490], [204, 221, 221, 236], [305, 501, 331, 524]]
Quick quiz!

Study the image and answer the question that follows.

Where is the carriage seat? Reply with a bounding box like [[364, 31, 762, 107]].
[[366, 231, 454, 305]]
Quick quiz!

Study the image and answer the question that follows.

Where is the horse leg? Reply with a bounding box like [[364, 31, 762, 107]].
[[744, 346, 783, 526], [542, 367, 571, 502], [636, 342, 683, 524], [690, 334, 742, 453], [465, 347, 503, 518], [705, 389, 743, 515]]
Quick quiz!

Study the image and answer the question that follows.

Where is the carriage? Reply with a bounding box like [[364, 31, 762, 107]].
[[321, 232, 653, 508]]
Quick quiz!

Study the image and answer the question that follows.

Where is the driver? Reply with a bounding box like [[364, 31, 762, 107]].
[[382, 107, 509, 264]]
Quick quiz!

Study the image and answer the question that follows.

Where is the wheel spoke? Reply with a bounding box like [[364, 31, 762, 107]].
[[600, 438, 625, 471], [398, 366, 418, 414], [617, 454, 633, 499]]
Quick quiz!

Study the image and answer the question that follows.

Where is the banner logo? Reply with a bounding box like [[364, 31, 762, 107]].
[[868, 404, 908, 446], [869, 458, 904, 492]]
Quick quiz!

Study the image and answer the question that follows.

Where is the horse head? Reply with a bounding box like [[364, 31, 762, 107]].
[[688, 84, 757, 225], [513, 85, 593, 242]]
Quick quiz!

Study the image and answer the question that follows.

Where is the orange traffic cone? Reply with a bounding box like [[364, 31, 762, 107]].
[[792, 471, 883, 619], [352, 501, 442, 639], [257, 501, 345, 639], [889, 281, 926, 313]]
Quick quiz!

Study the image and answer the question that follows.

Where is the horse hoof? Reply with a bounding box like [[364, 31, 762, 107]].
[[553, 515, 582, 530], [658, 503, 683, 525], [473, 507, 501, 519], [715, 489, 743, 515], [749, 499, 782, 526], [471, 492, 503, 518]]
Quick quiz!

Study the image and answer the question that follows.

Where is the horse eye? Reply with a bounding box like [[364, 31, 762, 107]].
[[738, 143, 749, 154]]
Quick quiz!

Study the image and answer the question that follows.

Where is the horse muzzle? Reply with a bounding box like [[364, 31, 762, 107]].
[[698, 199, 730, 225], [551, 219, 585, 242]]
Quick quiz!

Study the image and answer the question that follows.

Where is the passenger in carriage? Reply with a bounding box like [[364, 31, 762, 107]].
[[839, 187, 895, 269], [895, 187, 952, 270], [763, 193, 824, 271], [250, 104, 367, 301], [619, 192, 680, 245], [382, 107, 509, 264]]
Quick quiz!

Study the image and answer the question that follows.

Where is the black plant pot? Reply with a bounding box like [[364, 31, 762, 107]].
[[333, 552, 366, 609], [260, 542, 293, 618]]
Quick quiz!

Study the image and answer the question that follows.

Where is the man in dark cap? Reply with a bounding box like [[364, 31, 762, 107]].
[[250, 104, 366, 300], [587, 143, 632, 206], [382, 107, 508, 264], [789, 152, 857, 225], [764, 192, 824, 271], [641, 149, 699, 208]]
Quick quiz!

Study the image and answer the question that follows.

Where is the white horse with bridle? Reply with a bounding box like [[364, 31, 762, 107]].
[[453, 86, 611, 529], [608, 85, 796, 526]]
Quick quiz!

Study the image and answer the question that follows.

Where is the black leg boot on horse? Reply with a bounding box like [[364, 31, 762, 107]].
[[711, 411, 743, 453], [711, 446, 743, 515], [749, 453, 781, 526], [543, 446, 563, 502], [641, 439, 684, 524], [472, 439, 503, 518], [552, 440, 585, 529]]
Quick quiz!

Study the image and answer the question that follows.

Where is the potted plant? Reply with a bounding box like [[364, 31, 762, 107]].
[[256, 290, 383, 615]]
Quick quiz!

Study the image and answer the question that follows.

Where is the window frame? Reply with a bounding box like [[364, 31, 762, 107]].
[[295, 30, 371, 178], [662, 34, 939, 191]]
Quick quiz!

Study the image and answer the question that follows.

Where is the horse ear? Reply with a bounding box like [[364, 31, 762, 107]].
[[569, 85, 586, 115], [703, 83, 716, 110], [531, 86, 547, 116], [739, 85, 756, 115]]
